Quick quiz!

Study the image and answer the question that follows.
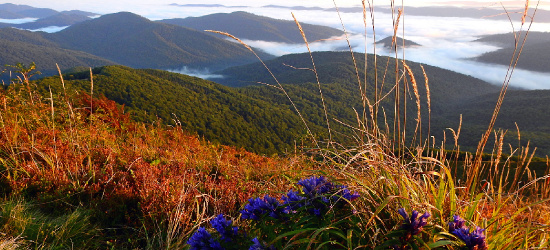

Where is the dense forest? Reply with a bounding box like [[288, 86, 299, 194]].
[[218, 51, 550, 155], [36, 66, 317, 155], [10, 50, 550, 157]]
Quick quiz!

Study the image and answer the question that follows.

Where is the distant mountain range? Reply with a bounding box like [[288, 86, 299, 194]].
[[474, 32, 550, 73], [379, 6, 550, 23], [0, 28, 116, 80], [160, 11, 344, 44], [0, 11, 275, 81], [258, 5, 549, 22], [0, 9, 353, 81], [44, 12, 271, 70], [0, 3, 96, 30], [169, 3, 247, 8]]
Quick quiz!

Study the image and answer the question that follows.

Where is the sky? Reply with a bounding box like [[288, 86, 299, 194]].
[[5, 0, 550, 89], [9, 0, 547, 16]]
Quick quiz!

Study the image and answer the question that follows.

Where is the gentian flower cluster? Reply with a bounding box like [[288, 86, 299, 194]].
[[290, 176, 360, 216], [240, 195, 286, 220], [186, 227, 223, 250], [210, 214, 239, 242], [187, 214, 242, 250], [398, 208, 430, 241], [187, 176, 360, 249], [448, 215, 488, 250], [241, 176, 359, 219]]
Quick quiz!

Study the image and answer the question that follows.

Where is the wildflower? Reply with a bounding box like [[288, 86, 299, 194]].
[[448, 215, 467, 233], [240, 195, 285, 220], [249, 237, 275, 250], [338, 186, 360, 201], [448, 216, 488, 250], [210, 214, 239, 242], [249, 238, 264, 250], [281, 190, 305, 213], [298, 176, 334, 197], [294, 176, 360, 216], [186, 227, 223, 250], [398, 208, 430, 240]]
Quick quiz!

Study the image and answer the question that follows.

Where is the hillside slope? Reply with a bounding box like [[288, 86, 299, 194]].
[[216, 51, 550, 155], [37, 66, 316, 154], [0, 28, 116, 80], [474, 32, 550, 73], [46, 12, 273, 70]]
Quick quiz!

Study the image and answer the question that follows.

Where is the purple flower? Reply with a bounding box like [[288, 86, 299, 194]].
[[295, 176, 360, 216], [338, 186, 360, 201], [398, 208, 430, 236], [449, 216, 488, 250], [240, 195, 285, 220], [186, 227, 223, 250], [297, 176, 334, 197], [249, 238, 264, 250], [448, 215, 468, 233], [282, 190, 305, 213], [249, 237, 275, 250], [210, 214, 239, 242]]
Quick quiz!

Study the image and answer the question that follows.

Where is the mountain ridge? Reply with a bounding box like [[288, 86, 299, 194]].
[[45, 12, 273, 70], [160, 11, 344, 44]]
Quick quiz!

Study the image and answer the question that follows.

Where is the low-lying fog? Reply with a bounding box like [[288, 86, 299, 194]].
[[233, 9, 550, 90], [9, 2, 550, 89], [157, 4, 550, 89]]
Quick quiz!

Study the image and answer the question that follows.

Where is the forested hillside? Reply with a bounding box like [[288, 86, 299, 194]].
[[37, 66, 317, 154], [0, 3, 96, 29], [31, 51, 516, 155], [218, 51, 550, 155], [0, 28, 116, 80], [475, 32, 550, 73], [45, 12, 273, 70]]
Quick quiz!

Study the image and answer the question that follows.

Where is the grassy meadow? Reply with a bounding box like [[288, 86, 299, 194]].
[[1, 0, 550, 249]]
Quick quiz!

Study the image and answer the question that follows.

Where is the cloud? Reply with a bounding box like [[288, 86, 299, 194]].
[[29, 26, 69, 33], [0, 18, 37, 24], [9, 1, 549, 89], [222, 9, 550, 90], [166, 66, 224, 80]]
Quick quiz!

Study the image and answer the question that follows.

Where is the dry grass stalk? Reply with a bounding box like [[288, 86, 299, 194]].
[[292, 13, 333, 144], [522, 0, 530, 25], [332, 0, 374, 133], [420, 65, 430, 132], [391, 8, 403, 49], [470, 0, 539, 193], [402, 62, 422, 144]]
